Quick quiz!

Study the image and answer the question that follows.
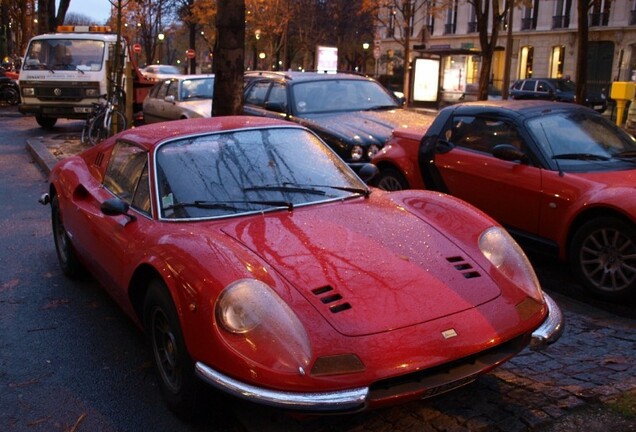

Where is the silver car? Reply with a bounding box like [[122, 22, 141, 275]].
[[143, 75, 214, 124]]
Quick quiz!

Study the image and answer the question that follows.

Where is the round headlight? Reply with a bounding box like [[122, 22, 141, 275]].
[[215, 279, 312, 372], [351, 145, 364, 161], [367, 144, 380, 159], [479, 227, 543, 302]]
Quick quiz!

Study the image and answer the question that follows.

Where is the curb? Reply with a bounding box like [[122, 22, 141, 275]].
[[26, 139, 58, 176]]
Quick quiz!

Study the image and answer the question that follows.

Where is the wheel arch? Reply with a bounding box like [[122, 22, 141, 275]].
[[128, 263, 166, 323], [565, 206, 635, 261]]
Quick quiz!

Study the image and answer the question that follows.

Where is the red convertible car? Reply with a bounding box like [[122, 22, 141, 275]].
[[373, 100, 636, 300], [41, 116, 562, 418]]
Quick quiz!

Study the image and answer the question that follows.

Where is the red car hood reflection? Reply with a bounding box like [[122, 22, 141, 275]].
[[221, 199, 501, 337]]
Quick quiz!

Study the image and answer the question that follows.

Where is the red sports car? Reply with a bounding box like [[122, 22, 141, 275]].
[[373, 100, 636, 300], [41, 116, 562, 418]]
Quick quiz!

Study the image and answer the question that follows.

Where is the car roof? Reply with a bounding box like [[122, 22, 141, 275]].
[[116, 116, 301, 150], [446, 100, 595, 119], [245, 70, 374, 83]]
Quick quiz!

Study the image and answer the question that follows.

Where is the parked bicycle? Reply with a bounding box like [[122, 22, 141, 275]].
[[81, 89, 127, 145]]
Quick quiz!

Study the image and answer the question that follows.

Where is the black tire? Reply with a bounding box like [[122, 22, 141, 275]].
[[144, 279, 202, 419], [51, 194, 84, 278], [570, 217, 636, 299], [375, 166, 409, 191], [2, 86, 19, 105], [88, 110, 127, 145], [36, 115, 57, 129]]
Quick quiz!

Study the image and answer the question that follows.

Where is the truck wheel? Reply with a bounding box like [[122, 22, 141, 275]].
[[36, 115, 57, 129]]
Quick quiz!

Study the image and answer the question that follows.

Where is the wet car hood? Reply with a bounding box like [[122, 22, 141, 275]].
[[298, 108, 434, 146], [221, 196, 500, 337]]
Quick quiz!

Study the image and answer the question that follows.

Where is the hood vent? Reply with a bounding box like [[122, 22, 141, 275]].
[[447, 256, 481, 279], [311, 285, 352, 314], [94, 151, 105, 167]]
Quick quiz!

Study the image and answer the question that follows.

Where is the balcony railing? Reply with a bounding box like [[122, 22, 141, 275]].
[[589, 12, 609, 27], [552, 15, 570, 29], [521, 17, 535, 31]]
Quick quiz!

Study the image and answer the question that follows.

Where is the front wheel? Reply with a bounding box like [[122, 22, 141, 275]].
[[1, 85, 19, 105], [569, 217, 636, 299], [374, 166, 409, 191], [144, 279, 202, 419], [36, 115, 57, 129], [51, 194, 84, 278], [88, 110, 127, 145]]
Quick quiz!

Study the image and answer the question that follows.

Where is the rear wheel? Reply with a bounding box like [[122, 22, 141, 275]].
[[36, 115, 57, 129], [51, 194, 84, 278], [375, 167, 409, 191], [1, 86, 19, 105], [144, 279, 202, 419], [570, 217, 636, 299], [88, 110, 126, 145]]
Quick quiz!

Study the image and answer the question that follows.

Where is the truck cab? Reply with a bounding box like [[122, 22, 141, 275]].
[[18, 25, 150, 129]]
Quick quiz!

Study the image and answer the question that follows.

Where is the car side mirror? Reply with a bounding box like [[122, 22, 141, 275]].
[[264, 101, 286, 113], [165, 95, 175, 104], [352, 163, 379, 183], [436, 139, 454, 154], [492, 144, 527, 163], [101, 198, 137, 222]]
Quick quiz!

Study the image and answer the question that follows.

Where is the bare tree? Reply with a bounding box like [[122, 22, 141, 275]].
[[212, 0, 245, 116], [575, 0, 591, 107], [37, 0, 71, 33]]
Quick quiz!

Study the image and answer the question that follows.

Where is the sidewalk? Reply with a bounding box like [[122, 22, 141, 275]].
[[25, 131, 89, 176]]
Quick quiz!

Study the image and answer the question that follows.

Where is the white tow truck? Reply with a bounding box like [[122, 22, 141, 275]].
[[18, 25, 150, 128]]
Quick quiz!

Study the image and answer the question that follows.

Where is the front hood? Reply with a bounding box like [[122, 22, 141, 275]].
[[221, 197, 500, 337], [300, 108, 434, 146]]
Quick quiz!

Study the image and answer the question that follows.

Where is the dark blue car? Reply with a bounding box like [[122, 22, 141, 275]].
[[510, 78, 607, 113]]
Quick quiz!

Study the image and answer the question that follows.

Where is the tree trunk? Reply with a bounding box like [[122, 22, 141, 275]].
[[575, 0, 589, 107], [212, 0, 245, 116]]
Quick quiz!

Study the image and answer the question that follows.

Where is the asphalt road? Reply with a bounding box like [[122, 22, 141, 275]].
[[1, 106, 634, 432]]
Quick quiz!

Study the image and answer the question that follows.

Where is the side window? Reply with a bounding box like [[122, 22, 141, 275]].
[[450, 116, 526, 154], [245, 81, 270, 106], [103, 141, 151, 214], [537, 81, 549, 92], [521, 80, 536, 91], [156, 81, 170, 99], [166, 81, 178, 98], [266, 83, 287, 108]]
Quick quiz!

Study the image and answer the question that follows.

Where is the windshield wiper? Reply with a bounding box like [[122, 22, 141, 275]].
[[615, 150, 636, 158], [286, 182, 370, 198], [164, 199, 294, 212], [243, 185, 327, 196], [365, 104, 398, 111], [552, 153, 610, 161]]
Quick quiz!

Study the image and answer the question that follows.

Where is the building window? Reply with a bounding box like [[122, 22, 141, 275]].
[[521, 0, 540, 30], [553, 0, 572, 29], [444, 0, 458, 35], [631, 0, 636, 25], [549, 46, 565, 78], [589, 0, 611, 27], [387, 6, 396, 38], [519, 46, 534, 79], [467, 4, 477, 33], [426, 0, 436, 36]]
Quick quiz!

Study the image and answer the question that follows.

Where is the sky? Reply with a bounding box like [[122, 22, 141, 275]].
[[65, 0, 112, 24]]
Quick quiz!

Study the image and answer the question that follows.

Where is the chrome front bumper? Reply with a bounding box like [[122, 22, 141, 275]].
[[195, 363, 368, 412], [196, 293, 563, 411], [530, 293, 564, 350]]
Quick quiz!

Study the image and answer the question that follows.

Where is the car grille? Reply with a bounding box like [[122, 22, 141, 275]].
[[367, 334, 529, 402]]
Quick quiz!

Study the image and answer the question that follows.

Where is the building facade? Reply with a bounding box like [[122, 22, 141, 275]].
[[376, 0, 636, 105]]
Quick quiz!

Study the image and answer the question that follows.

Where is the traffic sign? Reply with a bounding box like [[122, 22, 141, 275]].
[[132, 43, 142, 54], [186, 48, 196, 59]]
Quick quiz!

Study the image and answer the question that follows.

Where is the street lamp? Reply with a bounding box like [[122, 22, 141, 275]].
[[157, 33, 165, 64], [362, 42, 370, 74]]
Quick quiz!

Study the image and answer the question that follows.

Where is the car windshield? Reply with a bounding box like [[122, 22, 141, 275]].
[[291, 79, 398, 114], [155, 127, 368, 220], [553, 80, 575, 92], [23, 39, 106, 72], [526, 110, 636, 169], [180, 77, 214, 100]]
